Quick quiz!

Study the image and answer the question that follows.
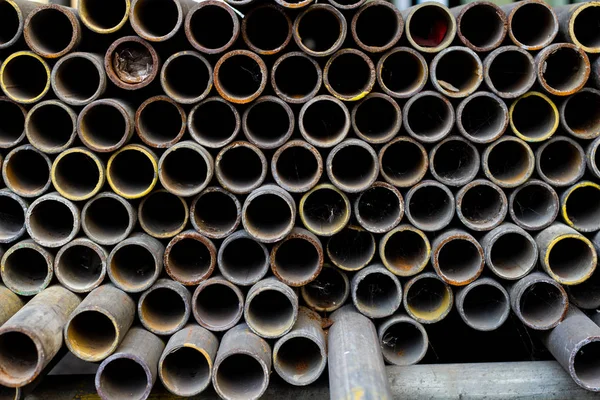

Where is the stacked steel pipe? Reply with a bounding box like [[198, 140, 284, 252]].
[[1, 0, 600, 398]]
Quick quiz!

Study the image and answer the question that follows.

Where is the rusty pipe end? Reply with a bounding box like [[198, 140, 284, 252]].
[[188, 97, 240, 149], [24, 4, 81, 59], [78, 99, 135, 153], [242, 4, 292, 55], [456, 179, 507, 232], [323, 48, 375, 102], [535, 43, 590, 97], [562, 2, 600, 53], [0, 190, 27, 244], [135, 95, 186, 148], [242, 185, 296, 244], [185, 1, 240, 54], [55, 238, 107, 293], [165, 230, 216, 286], [379, 225, 430, 277], [504, 0, 558, 50], [456, 92, 508, 143], [0, 98, 26, 149], [191, 187, 241, 240], [79, 0, 131, 34], [403, 90, 454, 143], [218, 230, 269, 286], [481, 223, 537, 280], [158, 141, 214, 198], [272, 52, 322, 104], [379, 137, 428, 188], [271, 227, 323, 287], [107, 144, 158, 199], [351, 1, 403, 54], [104, 36, 159, 90], [1, 145, 51, 199], [536, 136, 586, 187], [509, 180, 559, 231], [430, 46, 483, 98], [193, 276, 244, 332], [326, 139, 379, 193], [430, 136, 479, 187], [456, 277, 510, 331], [454, 1, 507, 52], [81, 192, 136, 246], [299, 95, 349, 148], [25, 193, 79, 248], [272, 140, 322, 194], [378, 314, 428, 365], [51, 53, 106, 107], [139, 190, 188, 239], [25, 100, 76, 154], [0, 51, 50, 104], [242, 96, 294, 150], [431, 230, 484, 286], [215, 141, 267, 195], [301, 264, 349, 313], [327, 225, 375, 272], [561, 181, 600, 233], [482, 136, 534, 188], [483, 46, 536, 99], [161, 51, 213, 105], [351, 264, 402, 319], [138, 279, 191, 336], [130, 0, 183, 42], [351, 93, 401, 145], [561, 87, 600, 140], [377, 47, 427, 99], [403, 2, 456, 53], [214, 50, 267, 105], [1, 240, 53, 296], [293, 4, 347, 57], [405, 180, 455, 232], [299, 183, 351, 237], [404, 272, 453, 324], [51, 147, 105, 202], [355, 181, 403, 234]]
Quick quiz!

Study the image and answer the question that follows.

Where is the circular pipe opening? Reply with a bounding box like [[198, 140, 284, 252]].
[[108, 148, 156, 198], [107, 39, 157, 88], [2, 246, 49, 294], [187, 3, 237, 53], [160, 147, 210, 197], [405, 275, 452, 322], [564, 185, 600, 232], [301, 186, 349, 236], [563, 89, 600, 139], [247, 289, 295, 335], [518, 281, 566, 328], [161, 347, 210, 397], [356, 185, 402, 233], [487, 48, 535, 97], [189, 99, 239, 148], [538, 138, 584, 186], [80, 0, 129, 32], [404, 93, 453, 142], [327, 226, 375, 271], [83, 196, 132, 245], [485, 139, 533, 186], [66, 311, 116, 360], [436, 238, 482, 283], [573, 5, 600, 50], [353, 3, 401, 51], [461, 284, 508, 330], [432, 48, 482, 96], [273, 53, 320, 103], [302, 266, 348, 311], [489, 232, 536, 279], [0, 194, 24, 242], [431, 138, 479, 186], [382, 229, 428, 276], [0, 331, 39, 385], [378, 49, 426, 98], [0, 100, 25, 148], [166, 236, 213, 284], [53, 151, 101, 200], [3, 147, 49, 196], [275, 337, 324, 385], [215, 354, 265, 400], [57, 244, 104, 291], [273, 237, 321, 285], [510, 182, 557, 230], [162, 53, 211, 104], [28, 199, 75, 246], [300, 97, 349, 148], [0, 1, 21, 47], [131, 0, 181, 40], [243, 5, 290, 53], [110, 244, 157, 291], [140, 191, 186, 237], [194, 282, 241, 330], [406, 183, 454, 231], [98, 357, 149, 400], [217, 144, 265, 194], [273, 142, 321, 193], [244, 193, 293, 242], [510, 2, 557, 48], [548, 237, 596, 282], [458, 3, 505, 50], [380, 320, 426, 365], [295, 7, 344, 56], [54, 56, 102, 105], [192, 189, 239, 239], [137, 98, 184, 147], [458, 182, 506, 230], [353, 95, 400, 143], [140, 287, 186, 333], [1, 54, 48, 102], [244, 99, 292, 149], [220, 236, 268, 285], [328, 141, 377, 192], [79, 103, 128, 152], [26, 103, 74, 152], [574, 341, 600, 389], [380, 138, 427, 187], [26, 8, 76, 56], [457, 94, 507, 143], [407, 5, 454, 49], [324, 50, 374, 100], [215, 52, 265, 103], [354, 271, 400, 316], [538, 46, 588, 94]]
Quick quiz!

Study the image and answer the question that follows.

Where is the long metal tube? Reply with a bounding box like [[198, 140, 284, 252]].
[[405, 180, 455, 232], [299, 95, 350, 148], [556, 2, 600, 53], [451, 2, 506, 52], [51, 53, 106, 107], [25, 192, 80, 248], [1, 239, 54, 296], [184, 0, 240, 54], [430, 46, 483, 98], [130, 0, 193, 42], [0, 98, 26, 149], [326, 139, 379, 193], [188, 97, 240, 149], [107, 233, 164, 293], [190, 187, 240, 240], [502, 0, 558, 50], [300, 264, 349, 313], [354, 181, 403, 233], [378, 313, 428, 366], [212, 323, 271, 400], [509, 179, 559, 231], [561, 181, 600, 233], [536, 136, 586, 187], [158, 141, 213, 198], [78, 0, 131, 34], [403, 272, 453, 324], [351, 264, 402, 319], [241, 4, 291, 55], [328, 305, 392, 400], [104, 36, 160, 90], [81, 192, 137, 246], [0, 51, 50, 104], [273, 307, 326, 386], [292, 4, 347, 58], [403, 90, 454, 143], [55, 238, 107, 293], [193, 275, 244, 332], [483, 46, 536, 99], [299, 184, 351, 237], [218, 230, 269, 286], [139, 190, 188, 239], [401, 2, 456, 53], [351, 0, 403, 53], [245, 277, 298, 339], [327, 225, 376, 272], [106, 144, 158, 199], [535, 43, 590, 97], [64, 284, 135, 362], [242, 184, 296, 244], [25, 100, 77, 154], [323, 48, 375, 102], [509, 91, 559, 142], [213, 50, 267, 105], [351, 93, 401, 145], [377, 47, 428, 99], [78, 99, 135, 153], [215, 141, 267, 195], [271, 52, 322, 104], [158, 324, 219, 397], [0, 0, 38, 49], [138, 279, 191, 336], [95, 327, 165, 400], [135, 96, 186, 149], [51, 147, 105, 202], [164, 230, 216, 286], [242, 96, 294, 150], [379, 225, 430, 278], [455, 179, 507, 232], [160, 51, 213, 105], [271, 140, 323, 193], [561, 88, 600, 140], [431, 229, 484, 286], [456, 92, 508, 143], [482, 136, 535, 188], [270, 227, 323, 287], [429, 136, 479, 186], [456, 277, 510, 331], [0, 285, 81, 387], [1, 145, 51, 198], [481, 223, 537, 280], [23, 4, 81, 59], [379, 137, 428, 188], [0, 189, 27, 244]]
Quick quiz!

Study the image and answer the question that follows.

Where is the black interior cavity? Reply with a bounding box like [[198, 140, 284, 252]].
[[274, 238, 320, 283], [216, 354, 265, 399], [81, 0, 127, 30], [541, 47, 587, 92], [3, 247, 48, 292], [28, 199, 74, 244], [140, 191, 186, 235], [0, 332, 39, 383], [462, 284, 507, 329], [437, 239, 482, 282], [459, 4, 505, 48], [81, 103, 127, 150], [565, 186, 600, 231], [274, 55, 319, 100], [5, 148, 49, 194], [574, 341, 600, 388], [221, 236, 267, 283], [138, 100, 183, 145], [563, 90, 600, 136], [327, 52, 371, 97], [0, 195, 24, 241], [573, 5, 600, 49], [549, 237, 595, 281], [58, 244, 103, 290], [161, 147, 209, 195], [247, 289, 294, 334], [27, 103, 73, 150], [0, 1, 20, 45], [0, 100, 24, 147], [330, 144, 376, 189], [54, 152, 100, 198], [84, 196, 130, 242], [164, 55, 210, 102], [195, 283, 241, 328], [218, 54, 263, 99], [433, 139, 478, 182], [99, 358, 148, 400], [141, 287, 185, 332], [381, 321, 426, 365], [193, 191, 238, 235], [459, 95, 505, 141], [276, 337, 323, 384], [539, 140, 583, 184], [409, 5, 452, 48], [302, 187, 348, 232], [519, 281, 565, 327], [488, 50, 534, 93], [246, 101, 291, 147], [109, 149, 155, 196], [302, 99, 347, 145], [245, 6, 289, 51], [275, 145, 319, 190], [490, 232, 536, 279], [67, 311, 116, 358], [511, 183, 556, 228], [298, 8, 341, 53], [355, 271, 399, 312], [161, 347, 210, 396], [168, 237, 212, 282], [355, 4, 399, 47], [190, 100, 237, 146], [406, 276, 450, 318], [380, 50, 425, 95], [110, 244, 156, 289], [357, 186, 402, 230], [406, 95, 453, 139], [354, 96, 398, 141], [55, 57, 101, 103], [434, 50, 480, 93], [303, 267, 347, 310], [133, 0, 179, 38], [381, 140, 427, 186], [510, 3, 556, 47], [245, 193, 292, 240], [28, 8, 74, 54], [487, 140, 531, 183], [384, 229, 427, 274], [408, 185, 453, 229], [189, 5, 235, 50], [218, 145, 263, 192], [2, 55, 48, 100], [460, 184, 504, 226], [328, 227, 374, 271]]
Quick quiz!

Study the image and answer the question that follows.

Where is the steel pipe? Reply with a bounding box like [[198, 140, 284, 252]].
[[1, 239, 53, 297], [104, 36, 159, 90], [536, 136, 586, 188], [78, 0, 130, 34], [566, 258, 600, 310], [51, 53, 106, 107], [0, 51, 50, 104], [215, 141, 267, 195], [451, 2, 507, 52], [351, 264, 402, 319], [55, 238, 107, 293], [401, 2, 456, 53], [378, 313, 428, 366], [561, 88, 600, 140], [482, 136, 534, 188], [301, 264, 349, 313], [380, 225, 430, 278], [272, 140, 322, 193], [327, 225, 375, 272], [326, 139, 379, 193], [95, 327, 165, 400], [430, 136, 479, 186], [0, 189, 27, 244], [405, 180, 455, 232], [0, 0, 38, 49], [212, 324, 271, 400], [190, 187, 241, 240], [158, 325, 218, 397], [536, 223, 597, 285], [351, 93, 401, 144], [430, 46, 483, 98], [379, 137, 428, 188], [129, 0, 191, 42], [51, 147, 105, 202], [135, 96, 185, 148], [218, 230, 268, 286], [106, 144, 158, 199], [23, 4, 81, 59], [456, 277, 510, 331], [509, 91, 559, 142], [403, 272, 453, 324], [185, 0, 239, 54], [242, 184, 296, 244], [403, 90, 454, 143], [78, 99, 135, 153], [588, 137, 600, 179], [557, 2, 600, 53], [540, 306, 600, 392], [1, 145, 51, 198], [0, 285, 24, 326], [561, 181, 600, 233], [535, 43, 590, 97], [271, 52, 322, 104], [270, 228, 322, 287], [0, 285, 80, 387], [107, 233, 164, 293], [509, 180, 559, 231], [25, 100, 77, 154], [502, 0, 558, 50], [242, 4, 291, 55], [299, 183, 350, 237], [328, 306, 392, 400], [245, 277, 298, 339], [431, 229, 484, 286], [160, 51, 212, 104], [164, 230, 216, 286], [158, 141, 213, 198], [456, 92, 508, 143], [354, 181, 403, 234], [0, 98, 25, 149], [299, 95, 350, 148], [273, 307, 326, 386], [482, 46, 536, 99], [323, 49, 375, 102], [481, 223, 537, 280], [25, 192, 79, 248], [193, 275, 244, 332], [377, 47, 427, 99], [81, 192, 137, 246], [64, 284, 135, 362], [242, 96, 294, 149], [293, 5, 346, 57], [214, 50, 267, 105], [138, 279, 191, 336], [351, 0, 403, 53], [188, 97, 240, 149], [456, 179, 507, 232]]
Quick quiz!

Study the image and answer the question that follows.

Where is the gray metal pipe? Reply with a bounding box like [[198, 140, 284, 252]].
[[2, 145, 51, 198], [159, 324, 218, 397], [299, 183, 351, 237], [157, 140, 214, 198], [376, 47, 428, 99], [429, 136, 479, 187], [1, 239, 53, 297], [241, 4, 291, 55], [78, 0, 131, 34], [378, 313, 428, 366], [0, 285, 81, 387], [242, 184, 296, 244], [323, 48, 376, 102], [0, 189, 27, 244], [104, 36, 160, 90], [509, 272, 568, 330], [64, 284, 135, 362], [95, 327, 165, 400], [535, 43, 590, 97], [431, 229, 484, 286], [456, 92, 508, 143], [509, 179, 559, 231], [138, 279, 191, 336], [456, 277, 510, 331], [193, 275, 244, 332], [405, 180, 455, 232], [51, 53, 106, 107], [354, 181, 403, 234], [481, 223, 537, 280], [135, 95, 186, 149], [23, 4, 81, 59], [25, 100, 77, 154], [164, 230, 217, 286], [502, 0, 558, 50], [0, 0, 38, 49], [300, 263, 349, 313], [25, 192, 79, 248], [0, 98, 26, 149], [351, 93, 401, 145], [273, 307, 326, 386], [561, 88, 600, 140], [536, 136, 586, 188], [403, 91, 454, 143], [212, 323, 271, 400], [188, 97, 240, 149], [351, 264, 402, 319], [430, 46, 483, 98], [451, 2, 506, 52], [81, 192, 137, 246], [0, 51, 50, 105], [271, 140, 323, 194], [215, 141, 267, 195], [160, 51, 213, 105], [299, 95, 350, 148], [77, 99, 135, 153], [403, 272, 453, 324], [326, 225, 375, 272], [380, 224, 430, 277], [482, 136, 535, 188], [242, 96, 294, 150], [270, 227, 323, 287], [55, 238, 107, 293], [560, 181, 600, 233], [271, 52, 322, 104], [482, 46, 536, 99], [51, 147, 105, 202], [401, 2, 456, 53], [455, 179, 507, 232], [556, 2, 600, 53], [509, 91, 559, 142], [138, 190, 188, 239], [328, 305, 392, 400], [191, 187, 241, 240], [587, 138, 600, 179], [184, 0, 240, 54], [217, 230, 269, 286], [566, 254, 600, 311], [351, 0, 403, 53], [245, 277, 298, 339], [130, 0, 194, 42], [326, 139, 379, 193], [213, 50, 267, 105], [292, 4, 346, 58], [378, 137, 428, 188]]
